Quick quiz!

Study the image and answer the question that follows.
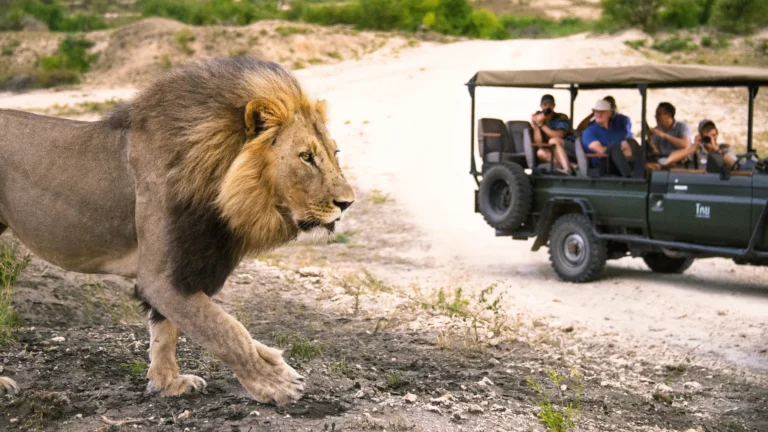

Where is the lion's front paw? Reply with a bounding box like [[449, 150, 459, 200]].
[[0, 377, 19, 396], [148, 374, 207, 396], [236, 344, 305, 407]]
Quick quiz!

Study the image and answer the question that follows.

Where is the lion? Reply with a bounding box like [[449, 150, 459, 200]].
[[0, 56, 354, 406]]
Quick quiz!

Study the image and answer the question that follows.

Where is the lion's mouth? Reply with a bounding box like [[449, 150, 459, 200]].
[[297, 219, 336, 233]]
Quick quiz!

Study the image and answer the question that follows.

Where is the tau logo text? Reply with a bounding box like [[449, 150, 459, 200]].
[[695, 203, 710, 219]]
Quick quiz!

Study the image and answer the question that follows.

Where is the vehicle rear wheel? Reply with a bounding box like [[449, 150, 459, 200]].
[[643, 253, 694, 274], [477, 162, 532, 231], [548, 213, 606, 282]]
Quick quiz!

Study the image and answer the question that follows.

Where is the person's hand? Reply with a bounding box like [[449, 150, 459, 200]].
[[593, 145, 606, 155], [531, 113, 539, 126]]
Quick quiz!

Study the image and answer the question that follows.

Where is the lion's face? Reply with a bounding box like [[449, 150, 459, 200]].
[[271, 112, 354, 233]]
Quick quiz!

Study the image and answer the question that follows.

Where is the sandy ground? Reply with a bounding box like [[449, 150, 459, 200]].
[[2, 30, 766, 371], [1, 30, 768, 431]]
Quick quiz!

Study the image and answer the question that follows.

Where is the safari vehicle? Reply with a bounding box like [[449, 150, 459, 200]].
[[466, 64, 768, 282]]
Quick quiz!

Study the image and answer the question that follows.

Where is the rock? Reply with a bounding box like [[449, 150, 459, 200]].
[[491, 404, 506, 412], [425, 404, 441, 414], [684, 382, 703, 393], [10, 419, 18, 424], [683, 427, 705, 432], [249, 411, 260, 416], [50, 336, 66, 343], [653, 384, 674, 404], [299, 267, 322, 277], [468, 404, 484, 414], [562, 325, 574, 333], [75, 414, 82, 420], [430, 393, 452, 405], [21, 16, 48, 32], [177, 410, 191, 421], [452, 411, 465, 421], [403, 393, 417, 403], [489, 358, 501, 366], [476, 376, 494, 386], [354, 390, 365, 398]]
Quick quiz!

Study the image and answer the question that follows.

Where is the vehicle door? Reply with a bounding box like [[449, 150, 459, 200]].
[[652, 169, 752, 247]]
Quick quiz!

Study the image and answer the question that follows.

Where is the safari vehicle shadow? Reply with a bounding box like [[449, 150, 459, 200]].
[[599, 262, 768, 299]]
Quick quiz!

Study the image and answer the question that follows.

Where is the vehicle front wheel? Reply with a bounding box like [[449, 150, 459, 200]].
[[548, 213, 606, 283], [643, 253, 693, 274]]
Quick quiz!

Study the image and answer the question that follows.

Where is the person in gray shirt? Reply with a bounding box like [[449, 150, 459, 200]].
[[648, 102, 693, 166]]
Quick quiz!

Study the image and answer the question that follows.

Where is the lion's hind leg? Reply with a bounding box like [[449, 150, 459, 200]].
[[1, 376, 19, 396], [145, 310, 206, 396]]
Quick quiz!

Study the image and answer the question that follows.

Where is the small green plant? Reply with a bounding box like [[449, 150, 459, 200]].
[[277, 26, 310, 36], [386, 371, 403, 389], [433, 286, 470, 316], [651, 37, 697, 53], [327, 357, 353, 377], [701, 35, 730, 49], [272, 331, 323, 361], [526, 369, 583, 432], [2, 39, 20, 56], [159, 53, 172, 70], [308, 57, 323, 65], [331, 230, 356, 244], [174, 28, 196, 55], [0, 242, 30, 346], [624, 39, 646, 49], [370, 189, 391, 204], [120, 360, 148, 377], [292, 60, 306, 70], [327, 51, 342, 60]]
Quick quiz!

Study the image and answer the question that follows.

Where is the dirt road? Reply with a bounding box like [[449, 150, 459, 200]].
[[290, 34, 768, 371], [1, 32, 767, 431]]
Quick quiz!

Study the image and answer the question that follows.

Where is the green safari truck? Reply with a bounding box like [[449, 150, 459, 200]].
[[466, 64, 768, 282]]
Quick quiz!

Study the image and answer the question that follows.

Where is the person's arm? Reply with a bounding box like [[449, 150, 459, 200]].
[[588, 141, 606, 154], [622, 115, 632, 139], [661, 140, 700, 166], [655, 124, 692, 150], [541, 117, 568, 139]]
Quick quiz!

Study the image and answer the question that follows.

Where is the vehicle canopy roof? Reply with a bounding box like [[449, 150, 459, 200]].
[[467, 64, 768, 90]]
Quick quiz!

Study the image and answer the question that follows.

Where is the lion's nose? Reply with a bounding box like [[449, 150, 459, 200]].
[[333, 200, 354, 212]]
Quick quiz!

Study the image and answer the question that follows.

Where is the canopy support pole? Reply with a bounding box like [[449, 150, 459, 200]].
[[468, 83, 479, 185], [569, 85, 578, 130], [748, 85, 758, 154]]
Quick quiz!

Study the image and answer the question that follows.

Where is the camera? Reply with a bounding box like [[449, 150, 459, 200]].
[[702, 136, 712, 144], [541, 108, 553, 116]]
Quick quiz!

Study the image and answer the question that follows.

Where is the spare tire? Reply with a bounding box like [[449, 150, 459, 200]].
[[643, 252, 694, 274], [478, 162, 532, 231]]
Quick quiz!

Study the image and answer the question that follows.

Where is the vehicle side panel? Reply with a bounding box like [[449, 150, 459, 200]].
[[651, 171, 752, 247], [751, 171, 768, 251], [531, 177, 649, 232]]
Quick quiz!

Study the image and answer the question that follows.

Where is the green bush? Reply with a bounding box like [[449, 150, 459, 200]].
[[658, 0, 702, 29], [600, 0, 663, 32], [57, 13, 109, 32], [466, 10, 505, 39], [500, 16, 592, 39], [432, 0, 472, 35], [358, 0, 413, 30], [651, 36, 697, 53], [711, 0, 768, 34]]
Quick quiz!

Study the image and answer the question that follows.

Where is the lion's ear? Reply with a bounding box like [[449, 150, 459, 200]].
[[244, 99, 269, 138], [315, 99, 327, 122]]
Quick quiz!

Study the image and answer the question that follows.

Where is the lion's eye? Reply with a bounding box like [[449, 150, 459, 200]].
[[300, 152, 314, 164]]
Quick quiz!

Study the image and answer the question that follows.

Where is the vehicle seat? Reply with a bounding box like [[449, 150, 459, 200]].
[[506, 120, 534, 169], [477, 118, 527, 169]]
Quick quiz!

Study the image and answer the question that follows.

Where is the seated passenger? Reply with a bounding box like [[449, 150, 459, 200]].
[[649, 102, 694, 166], [696, 119, 737, 170], [581, 99, 636, 177], [575, 96, 632, 138], [531, 94, 572, 174]]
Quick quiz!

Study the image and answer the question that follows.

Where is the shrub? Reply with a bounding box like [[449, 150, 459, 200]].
[[711, 0, 768, 34], [466, 9, 505, 39], [500, 16, 592, 39], [651, 36, 697, 53], [658, 0, 702, 29], [600, 0, 663, 32]]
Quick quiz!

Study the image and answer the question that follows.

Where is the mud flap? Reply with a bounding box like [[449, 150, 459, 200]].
[[531, 198, 593, 252]]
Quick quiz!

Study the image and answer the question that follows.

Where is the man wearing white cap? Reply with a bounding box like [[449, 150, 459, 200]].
[[581, 99, 636, 176]]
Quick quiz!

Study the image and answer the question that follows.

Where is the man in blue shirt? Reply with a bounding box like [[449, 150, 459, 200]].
[[581, 99, 636, 177], [532, 94, 572, 174], [569, 96, 631, 161]]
